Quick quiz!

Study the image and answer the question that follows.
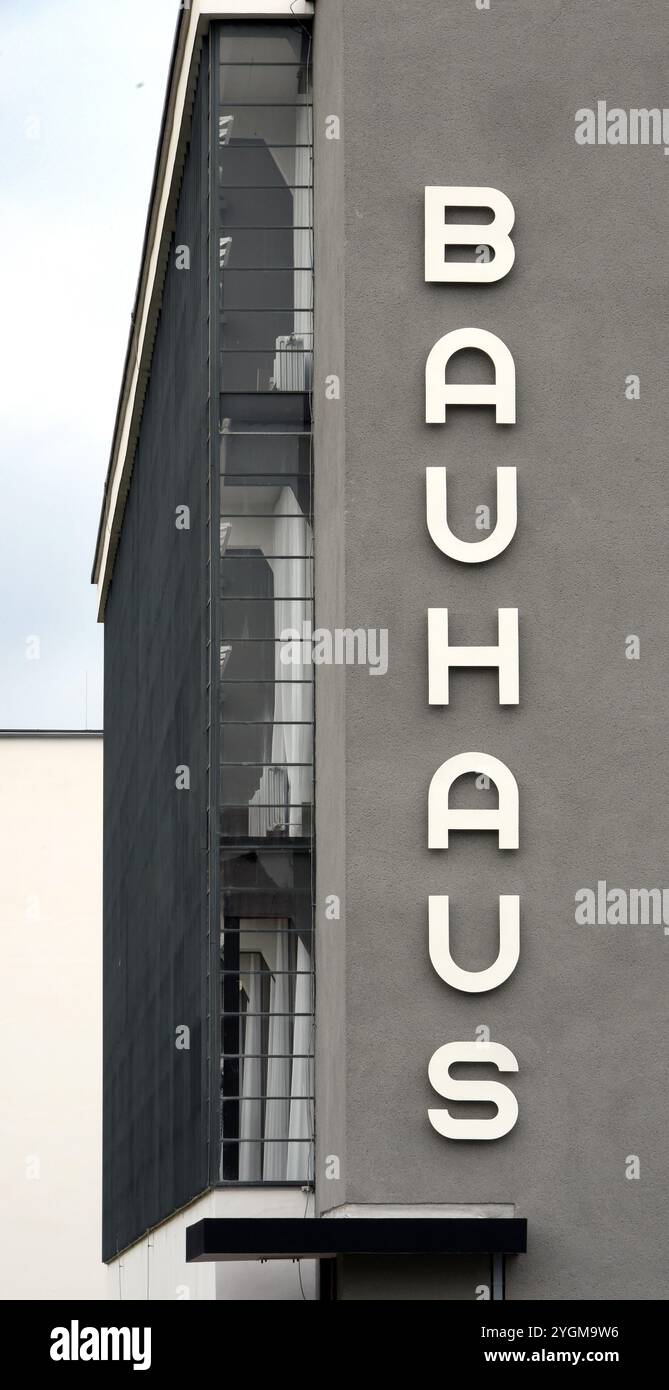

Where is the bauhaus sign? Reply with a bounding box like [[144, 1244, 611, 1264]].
[[424, 187, 521, 1142]]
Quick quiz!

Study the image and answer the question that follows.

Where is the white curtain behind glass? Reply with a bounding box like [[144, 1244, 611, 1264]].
[[269, 486, 313, 837], [287, 936, 313, 1180], [262, 926, 291, 1180], [238, 953, 263, 1180]]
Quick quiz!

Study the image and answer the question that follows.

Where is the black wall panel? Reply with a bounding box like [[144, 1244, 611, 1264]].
[[102, 47, 210, 1260]]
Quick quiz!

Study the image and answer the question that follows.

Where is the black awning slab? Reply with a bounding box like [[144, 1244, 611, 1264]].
[[186, 1216, 527, 1262]]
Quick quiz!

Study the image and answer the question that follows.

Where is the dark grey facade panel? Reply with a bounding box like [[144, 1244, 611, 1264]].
[[102, 45, 210, 1261], [186, 1216, 527, 1260]]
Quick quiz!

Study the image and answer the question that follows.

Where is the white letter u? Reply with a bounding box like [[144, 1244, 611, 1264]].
[[429, 895, 519, 993]]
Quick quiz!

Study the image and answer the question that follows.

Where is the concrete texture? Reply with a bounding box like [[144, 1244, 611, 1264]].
[[314, 0, 669, 1299]]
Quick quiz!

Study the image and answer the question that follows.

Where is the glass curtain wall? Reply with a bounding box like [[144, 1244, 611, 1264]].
[[216, 21, 314, 1185]]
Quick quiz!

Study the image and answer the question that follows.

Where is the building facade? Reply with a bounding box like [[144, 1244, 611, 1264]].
[[95, 0, 669, 1300], [0, 734, 106, 1300]]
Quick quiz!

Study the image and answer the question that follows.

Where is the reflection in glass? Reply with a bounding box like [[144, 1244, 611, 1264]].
[[218, 456, 313, 839], [218, 21, 314, 1187], [217, 106, 313, 149], [219, 23, 310, 64], [218, 92, 312, 394], [220, 916, 313, 1182], [219, 64, 311, 106]]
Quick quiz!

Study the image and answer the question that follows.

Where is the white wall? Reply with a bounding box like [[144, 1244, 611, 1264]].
[[0, 734, 316, 1302], [0, 735, 106, 1300], [106, 1188, 317, 1301]]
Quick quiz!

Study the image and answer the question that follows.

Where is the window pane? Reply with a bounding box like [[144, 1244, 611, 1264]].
[[221, 309, 313, 351], [221, 592, 313, 634], [221, 559, 312, 598], [220, 350, 312, 393], [218, 105, 313, 147], [220, 762, 313, 801], [220, 519, 311, 559], [220, 270, 312, 313], [219, 145, 311, 188], [222, 847, 311, 892], [221, 681, 313, 719], [220, 394, 312, 433], [219, 24, 309, 64], [221, 806, 309, 839], [221, 478, 312, 520], [219, 226, 311, 270], [221, 433, 310, 476], [219, 640, 312, 683], [220, 64, 310, 105], [220, 680, 313, 728], [221, 724, 313, 765], [219, 912, 313, 1181], [220, 512, 312, 557], [219, 186, 312, 227], [219, 594, 313, 636], [217, 21, 314, 1191]]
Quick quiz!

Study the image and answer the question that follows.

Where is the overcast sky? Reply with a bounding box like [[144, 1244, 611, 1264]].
[[0, 0, 178, 729]]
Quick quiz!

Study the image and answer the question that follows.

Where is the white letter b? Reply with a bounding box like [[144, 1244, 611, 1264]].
[[424, 186, 515, 284]]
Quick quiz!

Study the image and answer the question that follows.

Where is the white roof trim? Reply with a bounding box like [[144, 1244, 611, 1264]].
[[93, 0, 314, 619], [202, 1, 313, 11]]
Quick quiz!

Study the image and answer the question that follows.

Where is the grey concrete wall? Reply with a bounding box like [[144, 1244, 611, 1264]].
[[314, 0, 347, 1217], [314, 0, 669, 1299], [338, 1255, 491, 1302]]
